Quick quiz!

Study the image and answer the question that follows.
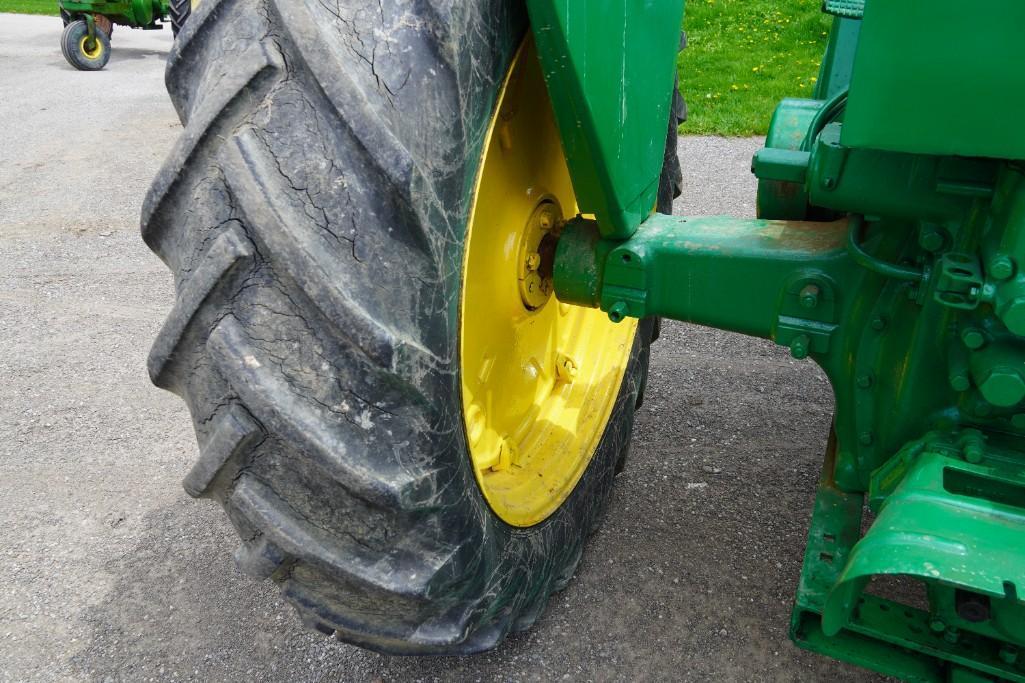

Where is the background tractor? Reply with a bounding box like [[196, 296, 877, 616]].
[[143, 0, 1025, 680], [58, 0, 191, 70]]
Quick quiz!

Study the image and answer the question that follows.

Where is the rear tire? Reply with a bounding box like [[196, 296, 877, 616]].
[[145, 0, 680, 653]]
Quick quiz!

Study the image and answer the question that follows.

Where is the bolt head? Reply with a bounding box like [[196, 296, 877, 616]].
[[789, 334, 810, 360], [999, 296, 1025, 336], [856, 373, 873, 389], [950, 373, 971, 392], [978, 367, 1025, 407], [919, 228, 945, 252], [989, 254, 1015, 281], [608, 301, 629, 323], [799, 284, 820, 309], [961, 327, 986, 350]]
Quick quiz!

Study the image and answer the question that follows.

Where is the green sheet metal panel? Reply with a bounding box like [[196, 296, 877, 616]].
[[842, 0, 1025, 160], [527, 0, 686, 239]]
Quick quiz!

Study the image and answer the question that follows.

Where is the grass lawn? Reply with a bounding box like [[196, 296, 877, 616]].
[[680, 0, 832, 136], [0, 0, 58, 15]]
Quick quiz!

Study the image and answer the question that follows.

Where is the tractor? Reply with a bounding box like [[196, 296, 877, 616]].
[[58, 0, 191, 70], [141, 0, 1025, 680]]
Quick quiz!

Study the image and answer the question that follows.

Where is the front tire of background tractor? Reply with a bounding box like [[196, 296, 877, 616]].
[[144, 0, 681, 653], [61, 20, 110, 71]]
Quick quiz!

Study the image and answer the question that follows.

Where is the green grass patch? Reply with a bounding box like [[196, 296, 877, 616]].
[[0, 0, 59, 15], [680, 0, 832, 136]]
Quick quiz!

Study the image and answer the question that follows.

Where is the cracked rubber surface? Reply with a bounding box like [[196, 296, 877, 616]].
[[144, 0, 681, 654]]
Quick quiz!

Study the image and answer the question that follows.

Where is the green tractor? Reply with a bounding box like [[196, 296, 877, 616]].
[[142, 0, 1025, 679], [59, 0, 192, 70]]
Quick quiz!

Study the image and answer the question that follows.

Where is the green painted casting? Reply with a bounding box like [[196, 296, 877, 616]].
[[540, 1, 1025, 679]]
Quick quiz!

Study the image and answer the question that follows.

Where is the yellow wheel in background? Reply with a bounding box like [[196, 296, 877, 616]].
[[78, 35, 104, 60], [460, 38, 638, 528]]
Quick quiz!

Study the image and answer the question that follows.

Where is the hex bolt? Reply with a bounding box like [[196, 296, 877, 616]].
[[962, 433, 985, 464], [998, 296, 1025, 336], [949, 370, 971, 392], [989, 254, 1015, 281], [789, 334, 811, 360], [961, 327, 986, 350], [525, 252, 541, 271], [975, 365, 1025, 408], [799, 284, 820, 309], [928, 618, 946, 633], [608, 301, 629, 323], [856, 373, 873, 389]]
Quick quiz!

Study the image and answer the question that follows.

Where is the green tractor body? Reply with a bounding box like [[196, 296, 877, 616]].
[[59, 0, 189, 70], [538, 0, 1025, 680]]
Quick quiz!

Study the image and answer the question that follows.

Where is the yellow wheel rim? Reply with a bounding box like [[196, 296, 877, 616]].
[[79, 35, 103, 60], [460, 37, 638, 528]]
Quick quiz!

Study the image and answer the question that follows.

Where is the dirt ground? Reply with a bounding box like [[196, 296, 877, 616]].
[[0, 13, 883, 682]]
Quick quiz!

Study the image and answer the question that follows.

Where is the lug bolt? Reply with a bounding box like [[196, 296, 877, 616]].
[[525, 252, 541, 271], [538, 211, 555, 231]]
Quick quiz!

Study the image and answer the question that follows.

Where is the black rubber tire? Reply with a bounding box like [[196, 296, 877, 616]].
[[144, 0, 682, 654], [168, 0, 190, 38], [61, 19, 110, 71]]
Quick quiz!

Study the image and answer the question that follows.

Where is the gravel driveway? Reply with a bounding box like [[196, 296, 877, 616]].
[[0, 13, 880, 682]]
